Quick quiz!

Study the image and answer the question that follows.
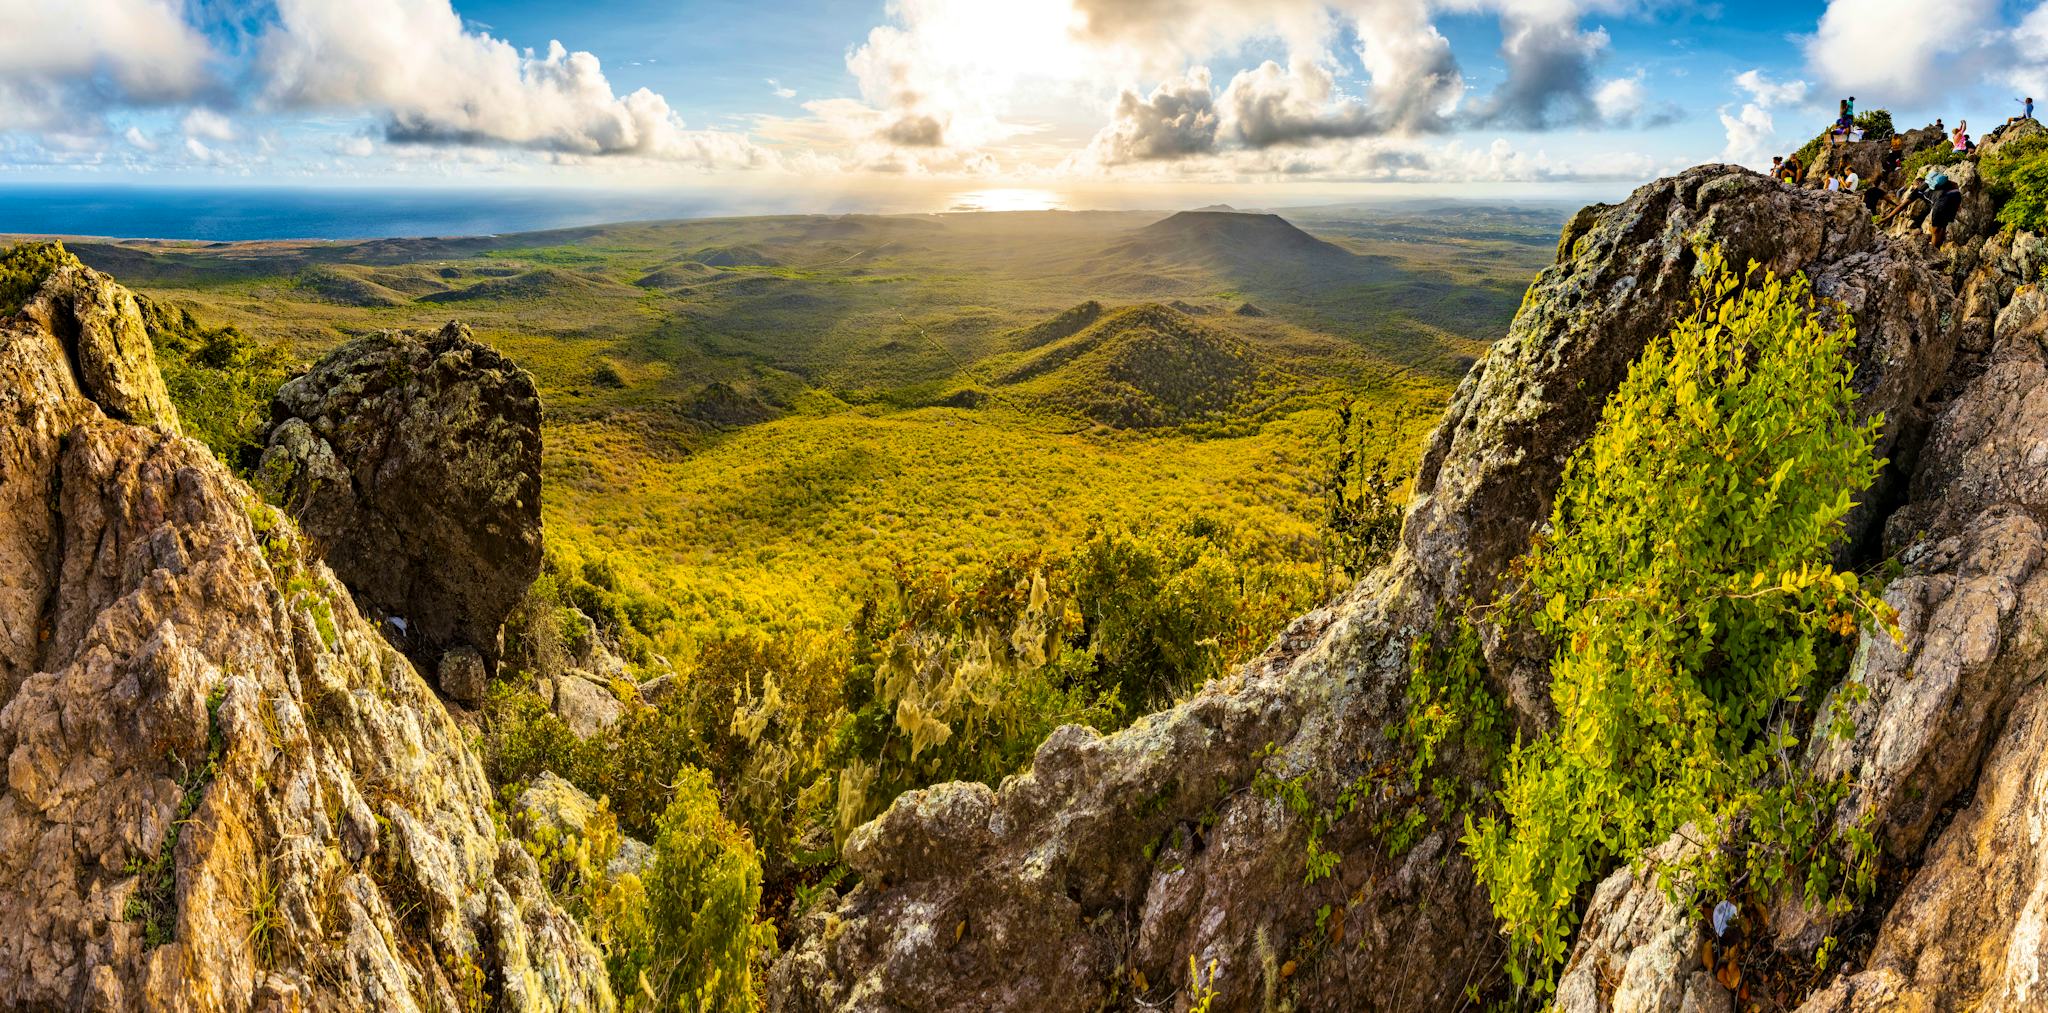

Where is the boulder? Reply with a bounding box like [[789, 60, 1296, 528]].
[[259, 322, 543, 674], [437, 646, 489, 708], [0, 268, 610, 1010], [513, 772, 653, 879], [552, 670, 625, 738]]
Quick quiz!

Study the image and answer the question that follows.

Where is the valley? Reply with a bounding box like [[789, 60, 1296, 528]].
[[41, 204, 1557, 648]]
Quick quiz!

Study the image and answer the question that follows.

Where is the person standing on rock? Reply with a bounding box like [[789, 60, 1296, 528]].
[[1928, 176, 1963, 250]]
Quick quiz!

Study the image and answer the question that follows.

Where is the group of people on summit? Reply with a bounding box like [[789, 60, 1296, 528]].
[[1767, 95, 2036, 250]]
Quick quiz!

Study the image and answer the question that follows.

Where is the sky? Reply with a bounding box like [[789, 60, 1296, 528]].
[[1, 0, 2044, 206]]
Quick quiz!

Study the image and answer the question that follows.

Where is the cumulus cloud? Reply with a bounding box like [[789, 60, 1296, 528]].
[[1217, 59, 1374, 147], [1466, 12, 1609, 129], [1085, 68, 1221, 164], [767, 78, 797, 99], [0, 0, 215, 134], [1719, 68, 1809, 168], [122, 125, 159, 151], [1806, 0, 1999, 102], [260, 0, 766, 167]]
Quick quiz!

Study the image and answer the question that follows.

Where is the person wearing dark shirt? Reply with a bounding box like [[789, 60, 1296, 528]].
[[1929, 181, 1964, 249], [1863, 180, 1887, 216]]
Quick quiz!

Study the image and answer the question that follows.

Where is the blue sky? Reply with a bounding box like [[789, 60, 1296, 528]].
[[1, 0, 2042, 204]]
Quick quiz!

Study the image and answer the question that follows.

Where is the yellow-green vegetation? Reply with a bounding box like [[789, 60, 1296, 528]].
[[1985, 131, 2048, 233], [136, 296, 295, 468], [0, 239, 68, 316], [1459, 250, 1896, 995], [524, 774, 771, 1010]]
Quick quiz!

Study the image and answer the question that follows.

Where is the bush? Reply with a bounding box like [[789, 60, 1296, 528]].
[[637, 767, 774, 1012], [0, 240, 68, 316], [1901, 144, 1963, 186], [1985, 133, 2048, 233], [1462, 248, 1894, 995], [137, 296, 295, 469]]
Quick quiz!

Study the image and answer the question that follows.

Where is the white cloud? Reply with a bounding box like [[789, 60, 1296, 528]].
[[1806, 0, 1998, 102], [1218, 59, 1374, 147], [181, 108, 237, 143], [1719, 68, 1808, 168], [260, 0, 767, 167], [122, 125, 159, 151], [768, 78, 797, 99], [0, 0, 214, 135], [1733, 69, 1807, 107], [1084, 67, 1220, 164]]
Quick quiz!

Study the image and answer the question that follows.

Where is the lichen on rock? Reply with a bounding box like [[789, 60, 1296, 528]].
[[258, 321, 544, 679]]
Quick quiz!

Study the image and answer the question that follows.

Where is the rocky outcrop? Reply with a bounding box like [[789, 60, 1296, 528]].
[[260, 322, 543, 680], [0, 266, 609, 1010], [769, 165, 1961, 1012]]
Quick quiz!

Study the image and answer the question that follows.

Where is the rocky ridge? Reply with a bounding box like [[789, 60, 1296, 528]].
[[0, 259, 610, 1010], [772, 160, 2048, 1012]]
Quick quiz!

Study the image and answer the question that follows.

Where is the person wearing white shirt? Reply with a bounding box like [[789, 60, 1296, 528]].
[[1844, 170, 1860, 192], [1825, 175, 1841, 192]]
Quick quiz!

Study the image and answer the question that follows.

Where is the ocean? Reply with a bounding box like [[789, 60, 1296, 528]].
[[0, 185, 796, 242]]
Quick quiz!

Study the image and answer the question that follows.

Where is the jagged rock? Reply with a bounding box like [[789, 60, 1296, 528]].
[[513, 772, 653, 879], [260, 322, 542, 674], [1556, 833, 1732, 1013], [10, 261, 179, 431], [0, 269, 610, 1009], [1803, 139, 1888, 189], [769, 165, 1956, 1013]]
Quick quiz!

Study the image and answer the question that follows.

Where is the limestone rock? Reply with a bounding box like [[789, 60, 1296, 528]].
[[1556, 834, 1732, 1013], [11, 261, 179, 431], [0, 269, 610, 1009], [260, 322, 542, 673]]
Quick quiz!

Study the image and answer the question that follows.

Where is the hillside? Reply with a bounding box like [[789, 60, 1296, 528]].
[[991, 302, 1285, 428]]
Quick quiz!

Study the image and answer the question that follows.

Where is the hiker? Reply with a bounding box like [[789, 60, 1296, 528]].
[[1772, 155, 1785, 179], [1783, 153, 1803, 183], [1844, 169, 1860, 192], [1882, 137, 1905, 180], [1952, 121, 1971, 153], [1878, 170, 1937, 229], [1929, 176, 1963, 249], [1846, 96, 1856, 119], [1862, 178, 1888, 216], [1825, 174, 1842, 192], [2021, 97, 2037, 123]]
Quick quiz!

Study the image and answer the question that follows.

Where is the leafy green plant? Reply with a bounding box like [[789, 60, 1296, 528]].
[[1321, 399, 1404, 588], [0, 240, 68, 316], [638, 767, 775, 1012], [1984, 133, 2048, 233], [1462, 248, 1896, 995]]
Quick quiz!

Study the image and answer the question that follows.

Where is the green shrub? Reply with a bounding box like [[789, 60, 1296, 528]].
[[0, 240, 68, 316], [638, 767, 774, 1011], [136, 296, 294, 470], [1985, 134, 2048, 233], [1321, 399, 1404, 587], [1901, 144, 1962, 186], [1462, 248, 1894, 995]]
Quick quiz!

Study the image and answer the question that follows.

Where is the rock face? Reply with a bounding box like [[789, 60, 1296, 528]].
[[768, 166, 1963, 1012], [260, 322, 543, 678], [0, 266, 610, 1010]]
